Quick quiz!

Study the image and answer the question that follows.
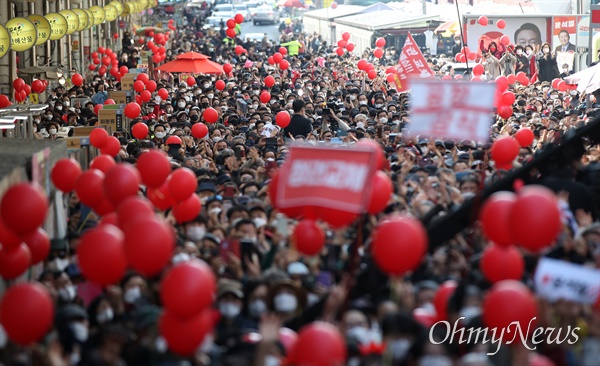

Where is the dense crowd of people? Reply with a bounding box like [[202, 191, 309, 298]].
[[2, 3, 600, 366]]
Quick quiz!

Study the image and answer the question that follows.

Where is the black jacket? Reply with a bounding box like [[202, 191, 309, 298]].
[[283, 114, 312, 138]]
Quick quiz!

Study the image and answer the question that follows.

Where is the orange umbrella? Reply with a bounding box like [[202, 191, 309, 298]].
[[156, 52, 224, 74]]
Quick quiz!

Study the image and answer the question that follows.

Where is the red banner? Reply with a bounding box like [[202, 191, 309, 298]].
[[276, 146, 378, 213], [396, 33, 434, 92]]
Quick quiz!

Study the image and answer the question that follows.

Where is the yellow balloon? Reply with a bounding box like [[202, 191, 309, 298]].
[[89, 6, 106, 26], [6, 17, 38, 52], [59, 10, 79, 35], [72, 9, 89, 32], [45, 13, 68, 41], [0, 25, 11, 59], [27, 14, 51, 46]]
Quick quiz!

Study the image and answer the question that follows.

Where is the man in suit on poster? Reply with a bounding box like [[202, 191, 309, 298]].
[[555, 29, 577, 53]]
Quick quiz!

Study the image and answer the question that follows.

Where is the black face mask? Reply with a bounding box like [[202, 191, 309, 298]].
[[517, 100, 526, 106], [201, 102, 209, 108], [190, 115, 199, 121]]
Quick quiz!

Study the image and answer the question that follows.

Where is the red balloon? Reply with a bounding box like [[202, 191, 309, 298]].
[[23, 228, 49, 265], [551, 78, 561, 89], [355, 139, 385, 170], [140, 90, 152, 103], [78, 225, 127, 285], [0, 244, 31, 279], [500, 35, 510, 46], [342, 32, 350, 41], [125, 102, 142, 120], [509, 186, 561, 252], [124, 217, 175, 276], [0, 218, 21, 251], [346, 43, 355, 52], [0, 283, 54, 346], [226, 18, 236, 29], [104, 98, 116, 105], [457, 53, 466, 63], [136, 73, 149, 84], [89, 154, 115, 173], [483, 280, 538, 340], [472, 63, 484, 76], [280, 60, 290, 70], [119, 66, 129, 75], [133, 80, 146, 93], [260, 91, 271, 104], [516, 72, 529, 86], [279, 328, 298, 354], [234, 13, 244, 24], [371, 216, 428, 275], [515, 127, 534, 147], [160, 308, 214, 356], [203, 107, 219, 124], [480, 244, 524, 283], [470, 76, 482, 82], [268, 56, 275, 65], [22, 84, 32, 96], [279, 46, 288, 55], [479, 191, 517, 246], [386, 73, 396, 83], [12, 78, 25, 92], [72, 73, 84, 86], [161, 259, 216, 318], [433, 281, 457, 321], [506, 74, 516, 85], [557, 80, 567, 91], [335, 47, 344, 56], [215, 80, 225, 91], [0, 183, 48, 236], [293, 219, 325, 256], [75, 170, 105, 208], [288, 322, 346, 366], [367, 171, 393, 214], [147, 181, 174, 210], [276, 111, 291, 128], [157, 88, 169, 100], [137, 150, 171, 188], [337, 39, 347, 49], [168, 168, 198, 202], [264, 76, 275, 89], [132, 122, 148, 140], [491, 136, 519, 170], [0, 94, 12, 108], [186, 76, 196, 87], [93, 103, 104, 115], [100, 136, 121, 157], [225, 28, 236, 38], [497, 19, 506, 29], [191, 123, 209, 139], [15, 90, 26, 103], [372, 48, 383, 59], [367, 69, 377, 80], [93, 58, 100, 65], [357, 59, 368, 70], [468, 52, 478, 61], [51, 158, 82, 193], [273, 52, 283, 64], [31, 80, 45, 94], [117, 196, 155, 231], [173, 194, 202, 223], [223, 63, 233, 74], [235, 45, 245, 55], [478, 15, 489, 26], [375, 37, 386, 48], [103, 163, 141, 207], [501, 91, 515, 105], [315, 207, 357, 228], [497, 105, 513, 119]]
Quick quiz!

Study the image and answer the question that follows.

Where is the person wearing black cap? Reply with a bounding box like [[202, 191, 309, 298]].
[[283, 99, 312, 139]]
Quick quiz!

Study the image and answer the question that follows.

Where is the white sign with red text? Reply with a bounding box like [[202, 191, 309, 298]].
[[534, 257, 600, 304], [407, 80, 496, 143]]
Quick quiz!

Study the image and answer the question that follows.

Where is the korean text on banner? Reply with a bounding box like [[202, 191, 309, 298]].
[[407, 80, 496, 143], [396, 33, 434, 92], [276, 146, 378, 213], [534, 257, 600, 304]]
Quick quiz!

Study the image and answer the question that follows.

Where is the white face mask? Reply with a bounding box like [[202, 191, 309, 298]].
[[264, 355, 281, 366], [252, 104, 259, 109], [248, 299, 267, 318], [307, 293, 320, 306], [203, 84, 210, 88], [212, 136, 222, 142], [359, 100, 368, 105], [155, 336, 168, 353], [252, 217, 267, 229], [421, 147, 429, 155], [207, 94, 214, 99], [59, 285, 77, 302], [155, 132, 166, 139], [347, 326, 371, 345], [56, 106, 63, 111], [517, 50, 523, 56], [550, 94, 558, 100], [186, 226, 206, 242], [274, 293, 297, 313], [49, 128, 58, 135], [543, 48, 549, 53], [178, 102, 186, 108], [379, 117, 388, 124], [375, 103, 383, 108], [70, 322, 89, 342], [221, 106, 228, 112], [350, 95, 356, 100], [124, 286, 142, 304], [96, 308, 114, 324], [218, 301, 241, 319], [390, 339, 411, 361], [253, 90, 260, 95], [64, 101, 70, 107], [526, 50, 532, 55], [455, 40, 461, 44], [172, 252, 191, 264]]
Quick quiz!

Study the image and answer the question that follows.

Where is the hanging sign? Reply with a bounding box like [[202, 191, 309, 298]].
[[27, 15, 51, 46], [72, 9, 89, 32], [45, 13, 68, 41], [0, 25, 10, 59], [59, 10, 79, 35], [110, 1, 124, 16], [104, 5, 119, 22], [6, 17, 38, 52], [83, 9, 95, 30], [89, 6, 106, 26]]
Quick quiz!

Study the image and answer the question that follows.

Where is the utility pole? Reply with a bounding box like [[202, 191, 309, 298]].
[[422, 0, 426, 15]]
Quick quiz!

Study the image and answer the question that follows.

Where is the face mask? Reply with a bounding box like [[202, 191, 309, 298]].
[[462, 192, 476, 200], [379, 117, 388, 123], [274, 293, 297, 313], [155, 132, 166, 139], [249, 299, 267, 318], [207, 94, 214, 99], [526, 50, 532, 55], [421, 147, 429, 155], [56, 106, 63, 111], [203, 84, 210, 88], [59, 285, 77, 302], [390, 339, 411, 361], [49, 128, 57, 135], [63, 101, 70, 107], [543, 48, 549, 53], [124, 286, 142, 304], [172, 252, 191, 264], [359, 100, 368, 105], [70, 322, 89, 342], [202, 102, 209, 108], [550, 94, 558, 100], [221, 106, 228, 111], [265, 356, 281, 366], [218, 302, 241, 319], [178, 102, 186, 108], [253, 90, 260, 95], [190, 115, 199, 122], [307, 293, 320, 306], [184, 97, 191, 103], [96, 308, 114, 324], [418, 356, 452, 366], [186, 226, 206, 241], [517, 50, 523, 56], [455, 40, 461, 44], [155, 336, 168, 353], [347, 326, 371, 345], [350, 95, 356, 100], [375, 104, 383, 108], [212, 136, 222, 142]]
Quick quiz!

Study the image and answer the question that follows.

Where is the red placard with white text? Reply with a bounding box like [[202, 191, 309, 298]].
[[395, 33, 434, 92], [276, 146, 378, 213], [407, 80, 496, 143]]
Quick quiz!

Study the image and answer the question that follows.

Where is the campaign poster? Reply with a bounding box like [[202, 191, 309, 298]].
[[464, 16, 550, 52], [552, 16, 578, 53]]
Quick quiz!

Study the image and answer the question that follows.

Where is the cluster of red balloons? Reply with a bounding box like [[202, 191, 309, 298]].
[[0, 94, 12, 108], [479, 185, 562, 254], [146, 29, 169, 47], [357, 59, 378, 80], [478, 16, 506, 30], [132, 73, 157, 104], [167, 19, 176, 31], [373, 37, 386, 59], [335, 32, 354, 56], [31, 79, 49, 94], [0, 182, 50, 280], [267, 50, 289, 70], [234, 45, 248, 56], [148, 41, 168, 64], [551, 77, 572, 92], [385, 66, 398, 84], [12, 78, 35, 103], [225, 14, 244, 38]]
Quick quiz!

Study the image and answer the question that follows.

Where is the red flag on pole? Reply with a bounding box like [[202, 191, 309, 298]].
[[396, 33, 434, 92]]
